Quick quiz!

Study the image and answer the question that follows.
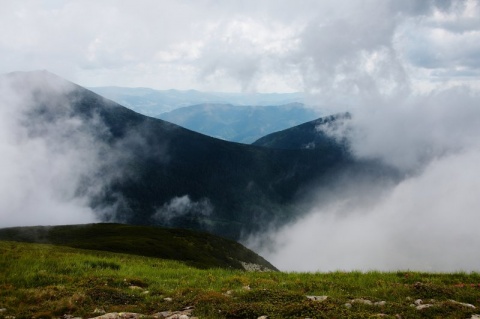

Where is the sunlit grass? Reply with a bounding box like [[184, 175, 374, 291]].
[[1, 240, 480, 318]]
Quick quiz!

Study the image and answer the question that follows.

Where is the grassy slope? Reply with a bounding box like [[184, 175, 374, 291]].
[[0, 224, 276, 271], [1, 241, 480, 319]]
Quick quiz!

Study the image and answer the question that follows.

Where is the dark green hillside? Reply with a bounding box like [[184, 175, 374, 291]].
[[0, 223, 277, 270]]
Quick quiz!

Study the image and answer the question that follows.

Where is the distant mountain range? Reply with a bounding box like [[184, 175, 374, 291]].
[[89, 86, 304, 117], [157, 102, 320, 143], [3, 71, 398, 240]]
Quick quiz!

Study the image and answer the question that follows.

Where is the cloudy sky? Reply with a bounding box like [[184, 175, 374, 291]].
[[1, 0, 479, 94]]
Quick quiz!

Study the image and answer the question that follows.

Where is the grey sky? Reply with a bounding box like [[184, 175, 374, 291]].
[[1, 0, 479, 93]]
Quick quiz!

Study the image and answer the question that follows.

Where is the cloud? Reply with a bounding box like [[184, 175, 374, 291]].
[[153, 195, 214, 224], [0, 71, 134, 227], [247, 85, 480, 272], [253, 147, 480, 272], [0, 0, 478, 93]]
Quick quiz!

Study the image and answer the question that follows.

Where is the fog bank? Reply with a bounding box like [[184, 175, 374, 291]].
[[248, 87, 480, 272]]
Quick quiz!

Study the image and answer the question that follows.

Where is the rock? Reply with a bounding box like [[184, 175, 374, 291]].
[[240, 261, 272, 272], [306, 295, 328, 301], [89, 313, 119, 319], [448, 299, 476, 309], [163, 297, 173, 302], [142, 290, 150, 294], [153, 311, 173, 318], [344, 303, 352, 309], [120, 313, 143, 319], [351, 298, 373, 305], [257, 316, 268, 319], [414, 299, 423, 306], [154, 311, 168, 317], [469, 315, 480, 319], [0, 308, 6, 313], [243, 285, 251, 290], [178, 315, 189, 319], [129, 285, 143, 290], [93, 308, 106, 314], [416, 304, 433, 310]]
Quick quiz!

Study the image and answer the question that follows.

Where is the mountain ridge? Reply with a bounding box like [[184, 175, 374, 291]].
[[156, 102, 319, 143], [1, 70, 398, 240]]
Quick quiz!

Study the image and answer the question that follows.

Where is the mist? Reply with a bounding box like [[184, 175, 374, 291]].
[[0, 71, 130, 227], [247, 87, 480, 272]]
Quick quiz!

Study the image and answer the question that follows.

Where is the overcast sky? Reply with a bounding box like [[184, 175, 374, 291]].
[[1, 0, 479, 93]]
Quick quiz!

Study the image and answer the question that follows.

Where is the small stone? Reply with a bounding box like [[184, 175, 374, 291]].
[[351, 298, 373, 305], [90, 313, 119, 319], [178, 315, 189, 319], [154, 311, 173, 318], [94, 308, 106, 314], [374, 301, 386, 306], [344, 303, 352, 309], [0, 308, 6, 313], [142, 290, 149, 294], [448, 299, 476, 309], [469, 315, 480, 319], [395, 314, 402, 319], [257, 316, 268, 319], [243, 285, 251, 290], [129, 285, 143, 290], [163, 297, 173, 302], [416, 304, 433, 310], [414, 299, 423, 306], [306, 295, 328, 302]]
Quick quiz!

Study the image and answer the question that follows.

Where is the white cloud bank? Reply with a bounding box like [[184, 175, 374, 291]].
[[0, 71, 133, 227], [0, 0, 479, 93], [248, 86, 480, 272]]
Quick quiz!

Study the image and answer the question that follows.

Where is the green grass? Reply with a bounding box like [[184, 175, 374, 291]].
[[1, 241, 480, 319], [0, 224, 277, 271]]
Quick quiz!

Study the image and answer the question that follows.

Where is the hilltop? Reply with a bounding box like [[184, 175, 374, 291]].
[[0, 223, 276, 271]]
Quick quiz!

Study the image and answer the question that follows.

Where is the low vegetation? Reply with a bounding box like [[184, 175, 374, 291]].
[[1, 240, 480, 319], [0, 224, 276, 271]]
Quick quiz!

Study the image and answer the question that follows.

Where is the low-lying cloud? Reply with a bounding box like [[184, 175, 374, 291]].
[[0, 71, 132, 227], [248, 86, 480, 272], [153, 195, 214, 225]]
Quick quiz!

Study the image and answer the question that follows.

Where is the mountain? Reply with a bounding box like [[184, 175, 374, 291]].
[[2, 71, 396, 240], [252, 113, 351, 150], [89, 86, 304, 117], [0, 223, 277, 270], [156, 102, 320, 143]]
